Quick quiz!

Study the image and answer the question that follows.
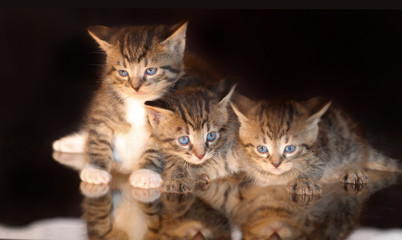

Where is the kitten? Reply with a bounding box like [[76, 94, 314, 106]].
[[231, 97, 401, 194], [52, 22, 221, 184], [129, 80, 246, 192]]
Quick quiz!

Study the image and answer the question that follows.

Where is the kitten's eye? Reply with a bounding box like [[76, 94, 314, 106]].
[[206, 131, 217, 142], [145, 67, 157, 76], [118, 70, 128, 77], [178, 136, 190, 146], [257, 145, 268, 154], [284, 145, 296, 153]]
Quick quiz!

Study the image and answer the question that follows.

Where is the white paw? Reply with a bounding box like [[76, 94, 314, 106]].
[[52, 131, 87, 153], [131, 188, 161, 203], [129, 169, 163, 189], [80, 167, 111, 184], [80, 181, 109, 198]]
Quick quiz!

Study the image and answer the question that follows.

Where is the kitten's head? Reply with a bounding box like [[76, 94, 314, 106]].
[[144, 80, 238, 165], [232, 97, 331, 179], [88, 21, 188, 101]]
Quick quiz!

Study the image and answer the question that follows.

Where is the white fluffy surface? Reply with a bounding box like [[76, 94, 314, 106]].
[[0, 218, 87, 240], [1, 220, 401, 240], [347, 228, 402, 240]]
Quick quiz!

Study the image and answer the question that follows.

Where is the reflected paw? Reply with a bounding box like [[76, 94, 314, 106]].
[[130, 169, 163, 189], [162, 179, 193, 193], [80, 167, 111, 184], [340, 168, 369, 185], [288, 178, 321, 195], [131, 187, 161, 203], [80, 181, 109, 198]]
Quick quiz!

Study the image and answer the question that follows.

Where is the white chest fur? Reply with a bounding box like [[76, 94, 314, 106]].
[[113, 98, 151, 171]]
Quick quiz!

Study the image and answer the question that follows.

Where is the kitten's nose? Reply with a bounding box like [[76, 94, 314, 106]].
[[271, 161, 281, 168], [197, 154, 205, 160], [133, 84, 141, 91], [268, 232, 281, 240]]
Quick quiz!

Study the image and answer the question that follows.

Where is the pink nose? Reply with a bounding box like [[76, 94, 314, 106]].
[[271, 161, 281, 168], [197, 154, 205, 160]]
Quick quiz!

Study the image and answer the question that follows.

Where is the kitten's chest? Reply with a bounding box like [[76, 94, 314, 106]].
[[113, 98, 151, 170]]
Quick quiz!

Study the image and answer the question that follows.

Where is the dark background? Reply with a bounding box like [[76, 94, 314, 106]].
[[0, 9, 401, 228]]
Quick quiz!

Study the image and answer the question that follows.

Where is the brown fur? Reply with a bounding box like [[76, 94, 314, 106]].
[[135, 80, 247, 192], [232, 97, 401, 194]]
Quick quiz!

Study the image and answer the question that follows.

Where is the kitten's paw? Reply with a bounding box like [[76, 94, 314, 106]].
[[130, 169, 163, 189], [162, 178, 194, 193], [80, 181, 109, 198], [131, 188, 161, 203], [289, 191, 321, 207], [80, 167, 111, 184], [288, 178, 322, 195], [52, 131, 87, 153], [340, 168, 369, 185]]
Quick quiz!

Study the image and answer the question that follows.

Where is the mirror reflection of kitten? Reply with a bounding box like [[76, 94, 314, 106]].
[[197, 171, 400, 240], [232, 97, 401, 194]]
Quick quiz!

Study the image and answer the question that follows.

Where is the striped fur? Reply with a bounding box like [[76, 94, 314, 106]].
[[138, 192, 232, 240], [232, 97, 401, 194], [196, 171, 399, 240], [53, 22, 222, 184], [132, 81, 246, 192]]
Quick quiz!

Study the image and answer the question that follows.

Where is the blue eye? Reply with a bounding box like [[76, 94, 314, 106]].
[[178, 136, 190, 146], [145, 67, 157, 75], [284, 145, 296, 153], [118, 70, 128, 77], [206, 131, 217, 142], [257, 145, 268, 154]]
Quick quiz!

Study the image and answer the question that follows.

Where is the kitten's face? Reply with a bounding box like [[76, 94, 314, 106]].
[[146, 86, 236, 165], [89, 23, 187, 101], [243, 218, 306, 240], [233, 100, 330, 179]]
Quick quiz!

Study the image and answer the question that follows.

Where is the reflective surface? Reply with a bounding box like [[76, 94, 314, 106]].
[[58, 153, 402, 240]]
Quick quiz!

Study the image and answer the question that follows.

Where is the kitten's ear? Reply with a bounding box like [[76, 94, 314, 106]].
[[144, 100, 174, 128], [216, 78, 238, 107], [161, 21, 188, 54], [305, 101, 332, 128], [231, 102, 249, 125], [88, 25, 113, 52]]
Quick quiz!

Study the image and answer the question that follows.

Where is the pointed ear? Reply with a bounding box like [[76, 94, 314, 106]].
[[305, 101, 332, 128], [216, 78, 238, 107], [87, 25, 113, 52], [144, 100, 174, 129], [161, 21, 188, 54], [230, 102, 249, 126]]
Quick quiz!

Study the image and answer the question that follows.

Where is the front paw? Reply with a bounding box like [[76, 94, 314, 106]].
[[130, 169, 163, 189], [340, 168, 369, 185], [80, 167, 111, 184], [80, 181, 109, 198], [131, 188, 161, 203], [288, 178, 322, 195], [162, 178, 194, 193]]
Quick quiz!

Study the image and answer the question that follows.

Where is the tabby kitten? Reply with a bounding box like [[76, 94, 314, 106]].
[[130, 81, 245, 192], [232, 97, 401, 194], [53, 22, 220, 184]]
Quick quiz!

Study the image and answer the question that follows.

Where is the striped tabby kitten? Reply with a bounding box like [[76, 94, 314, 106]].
[[53, 22, 220, 184], [130, 81, 245, 192], [232, 97, 401, 194]]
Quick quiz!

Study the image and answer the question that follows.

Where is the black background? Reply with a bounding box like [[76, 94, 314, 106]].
[[0, 9, 402, 228]]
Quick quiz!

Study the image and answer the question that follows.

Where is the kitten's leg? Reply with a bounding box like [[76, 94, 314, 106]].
[[81, 123, 114, 184], [129, 144, 164, 189], [131, 187, 161, 203], [288, 178, 322, 195], [52, 129, 88, 153]]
